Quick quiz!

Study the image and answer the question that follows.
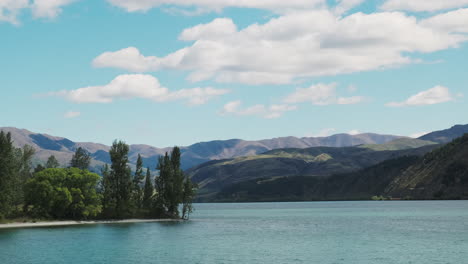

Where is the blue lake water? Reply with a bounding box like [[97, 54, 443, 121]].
[[1, 201, 468, 264]]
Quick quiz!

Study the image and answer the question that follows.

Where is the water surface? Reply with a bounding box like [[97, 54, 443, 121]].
[[1, 201, 467, 264]]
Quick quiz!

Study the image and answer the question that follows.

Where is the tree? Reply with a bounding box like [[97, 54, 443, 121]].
[[132, 154, 145, 209], [0, 131, 35, 218], [34, 164, 46, 173], [70, 147, 91, 170], [182, 176, 196, 220], [105, 140, 132, 219], [0, 131, 15, 218], [25, 168, 101, 219], [170, 147, 185, 216], [12, 144, 35, 215], [46, 155, 60, 168], [142, 167, 153, 210], [100, 164, 115, 218], [153, 147, 194, 218]]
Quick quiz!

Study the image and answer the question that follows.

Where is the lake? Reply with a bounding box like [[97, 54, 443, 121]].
[[1, 201, 467, 264]]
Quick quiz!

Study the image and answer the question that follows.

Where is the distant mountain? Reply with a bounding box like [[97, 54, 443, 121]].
[[0, 127, 403, 171], [188, 144, 439, 199], [419, 124, 468, 143]]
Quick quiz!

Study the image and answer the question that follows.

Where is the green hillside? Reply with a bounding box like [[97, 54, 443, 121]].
[[385, 134, 468, 199], [360, 138, 437, 151], [206, 134, 468, 202], [189, 144, 439, 199]]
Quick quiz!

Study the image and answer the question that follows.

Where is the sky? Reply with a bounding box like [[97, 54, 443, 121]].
[[0, 0, 467, 147]]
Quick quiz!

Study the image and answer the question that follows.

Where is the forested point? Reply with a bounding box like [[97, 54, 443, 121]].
[[0, 131, 196, 222]]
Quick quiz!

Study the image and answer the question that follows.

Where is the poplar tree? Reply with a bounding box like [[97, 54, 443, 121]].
[[0, 131, 15, 218], [142, 167, 153, 209], [153, 147, 194, 218], [182, 176, 196, 220], [108, 140, 132, 219], [46, 155, 60, 168], [70, 147, 91, 170], [133, 154, 144, 209], [101, 164, 115, 218]]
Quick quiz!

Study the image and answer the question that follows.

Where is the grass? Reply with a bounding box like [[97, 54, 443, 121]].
[[360, 138, 436, 151], [215, 152, 332, 166]]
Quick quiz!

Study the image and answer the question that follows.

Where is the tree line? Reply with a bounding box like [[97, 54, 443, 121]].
[[0, 131, 196, 221]]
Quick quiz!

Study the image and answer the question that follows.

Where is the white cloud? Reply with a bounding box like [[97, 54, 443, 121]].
[[93, 47, 161, 72], [284, 83, 366, 105], [348, 129, 361, 135], [334, 0, 365, 15], [106, 0, 325, 13], [93, 10, 468, 85], [306, 128, 337, 137], [0, 0, 74, 24], [421, 8, 468, 33], [31, 0, 75, 19], [221, 100, 297, 119], [386, 86, 457, 107], [381, 0, 468, 12], [409, 132, 428, 138], [0, 0, 29, 24], [50, 74, 229, 105], [64, 111, 81, 118]]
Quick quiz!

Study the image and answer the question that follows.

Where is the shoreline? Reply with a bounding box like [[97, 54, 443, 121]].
[[0, 219, 182, 230]]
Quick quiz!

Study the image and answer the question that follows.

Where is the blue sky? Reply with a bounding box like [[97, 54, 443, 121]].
[[0, 0, 467, 147]]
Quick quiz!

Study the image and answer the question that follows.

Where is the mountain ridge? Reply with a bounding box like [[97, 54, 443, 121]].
[[0, 126, 405, 170]]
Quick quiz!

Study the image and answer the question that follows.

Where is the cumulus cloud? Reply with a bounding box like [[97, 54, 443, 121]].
[[334, 0, 365, 15], [106, 0, 325, 13], [284, 83, 366, 105], [421, 8, 468, 33], [31, 0, 75, 19], [0, 0, 74, 24], [221, 100, 297, 119], [64, 111, 81, 118], [386, 86, 457, 107], [93, 10, 468, 85], [50, 74, 229, 105], [381, 0, 468, 12]]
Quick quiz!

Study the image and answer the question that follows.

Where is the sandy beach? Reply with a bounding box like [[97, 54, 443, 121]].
[[0, 219, 181, 229]]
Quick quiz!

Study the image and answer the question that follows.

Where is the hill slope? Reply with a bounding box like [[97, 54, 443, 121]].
[[209, 134, 468, 202], [188, 144, 439, 198], [210, 156, 420, 202], [385, 134, 468, 199]]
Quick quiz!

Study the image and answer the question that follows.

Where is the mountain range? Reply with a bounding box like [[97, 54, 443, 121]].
[[0, 127, 407, 171]]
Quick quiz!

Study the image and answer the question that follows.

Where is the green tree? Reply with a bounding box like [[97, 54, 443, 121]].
[[24, 168, 101, 219], [34, 164, 46, 173], [142, 167, 153, 210], [182, 176, 196, 220], [0, 131, 15, 218], [70, 147, 91, 170], [132, 154, 145, 209], [153, 147, 194, 218], [12, 145, 35, 215], [46, 155, 60, 168], [106, 140, 132, 219], [100, 164, 115, 218]]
